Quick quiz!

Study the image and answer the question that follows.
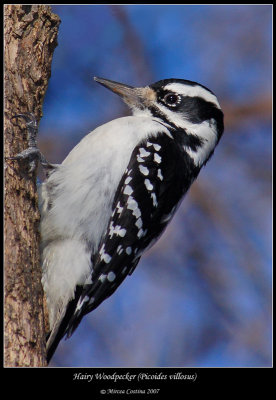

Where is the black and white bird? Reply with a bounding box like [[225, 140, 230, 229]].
[[10, 77, 224, 362]]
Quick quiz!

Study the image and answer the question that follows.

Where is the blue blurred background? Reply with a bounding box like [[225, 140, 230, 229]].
[[39, 5, 272, 367]]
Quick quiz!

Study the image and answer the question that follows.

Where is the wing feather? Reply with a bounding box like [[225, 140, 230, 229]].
[[47, 133, 193, 356], [64, 133, 189, 337]]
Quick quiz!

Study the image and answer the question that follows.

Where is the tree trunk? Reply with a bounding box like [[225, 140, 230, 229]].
[[4, 5, 60, 367]]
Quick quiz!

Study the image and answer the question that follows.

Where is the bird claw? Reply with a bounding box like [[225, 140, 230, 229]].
[[11, 112, 37, 125], [7, 112, 54, 173], [6, 147, 41, 173]]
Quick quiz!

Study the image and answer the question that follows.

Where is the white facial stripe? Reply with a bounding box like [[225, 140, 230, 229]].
[[156, 102, 191, 128], [164, 82, 221, 109], [183, 119, 218, 166]]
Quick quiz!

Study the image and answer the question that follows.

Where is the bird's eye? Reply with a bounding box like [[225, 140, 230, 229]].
[[163, 93, 181, 107]]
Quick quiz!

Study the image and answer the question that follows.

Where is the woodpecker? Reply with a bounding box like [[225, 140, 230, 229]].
[[8, 77, 224, 363]]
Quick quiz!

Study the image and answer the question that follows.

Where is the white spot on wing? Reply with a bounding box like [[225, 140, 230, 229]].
[[133, 207, 141, 219], [139, 148, 151, 158], [154, 153, 161, 164], [139, 165, 149, 176], [127, 196, 138, 211], [151, 192, 158, 207], [135, 217, 143, 229], [137, 155, 144, 163], [99, 274, 106, 282], [153, 143, 161, 151], [109, 223, 127, 238], [117, 245, 123, 255], [83, 295, 89, 303], [89, 297, 95, 305], [107, 271, 116, 282], [137, 228, 147, 238], [99, 244, 105, 255], [116, 201, 123, 215], [118, 228, 126, 237], [126, 247, 132, 255], [144, 179, 153, 191], [127, 195, 142, 219], [76, 295, 90, 311], [137, 229, 144, 238], [99, 244, 112, 263], [157, 169, 163, 181], [124, 185, 133, 195], [101, 252, 111, 263]]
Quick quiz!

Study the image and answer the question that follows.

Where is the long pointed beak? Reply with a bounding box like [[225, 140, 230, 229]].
[[94, 77, 134, 95], [94, 77, 155, 109]]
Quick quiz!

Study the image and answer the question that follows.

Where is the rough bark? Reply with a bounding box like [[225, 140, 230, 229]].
[[4, 5, 60, 367]]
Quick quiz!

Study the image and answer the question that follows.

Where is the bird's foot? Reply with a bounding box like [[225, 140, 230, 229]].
[[5, 112, 55, 173]]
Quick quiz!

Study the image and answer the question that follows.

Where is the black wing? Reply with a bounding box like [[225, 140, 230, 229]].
[[64, 132, 198, 336], [45, 132, 198, 362]]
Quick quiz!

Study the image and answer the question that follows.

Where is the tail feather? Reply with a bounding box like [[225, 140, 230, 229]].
[[46, 286, 83, 363]]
